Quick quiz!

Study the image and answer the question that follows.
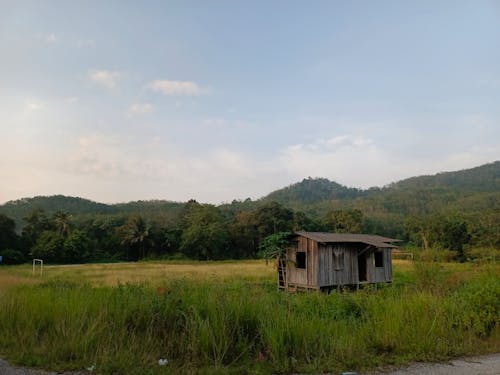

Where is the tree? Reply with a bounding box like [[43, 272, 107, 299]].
[[293, 211, 321, 231], [180, 205, 229, 260], [258, 232, 293, 259], [431, 216, 470, 260], [31, 231, 65, 263], [0, 214, 19, 252], [253, 202, 294, 240], [323, 209, 363, 233], [120, 215, 153, 260], [21, 208, 51, 248], [0, 249, 25, 264], [52, 211, 72, 237], [63, 230, 92, 263], [228, 211, 259, 258]]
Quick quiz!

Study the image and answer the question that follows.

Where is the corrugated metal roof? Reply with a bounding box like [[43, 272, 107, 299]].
[[295, 231, 400, 248]]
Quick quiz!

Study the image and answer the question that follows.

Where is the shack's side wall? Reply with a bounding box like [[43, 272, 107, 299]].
[[370, 248, 392, 283], [383, 248, 393, 281], [318, 245, 393, 287], [286, 236, 318, 287], [318, 244, 359, 287]]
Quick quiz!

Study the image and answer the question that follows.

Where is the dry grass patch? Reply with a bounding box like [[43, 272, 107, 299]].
[[2, 260, 276, 287]]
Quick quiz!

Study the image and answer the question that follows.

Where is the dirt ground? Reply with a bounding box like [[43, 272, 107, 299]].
[[1, 353, 499, 374], [369, 353, 500, 375]]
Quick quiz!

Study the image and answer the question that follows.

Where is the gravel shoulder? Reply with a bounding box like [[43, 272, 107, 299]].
[[0, 359, 86, 375], [368, 353, 500, 375]]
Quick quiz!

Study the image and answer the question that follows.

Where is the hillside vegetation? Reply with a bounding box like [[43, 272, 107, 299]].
[[0, 161, 498, 264]]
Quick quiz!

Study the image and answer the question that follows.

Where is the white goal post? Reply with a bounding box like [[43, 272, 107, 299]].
[[32, 259, 43, 276]]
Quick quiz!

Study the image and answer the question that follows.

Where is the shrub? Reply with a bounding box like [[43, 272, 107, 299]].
[[0, 249, 25, 264]]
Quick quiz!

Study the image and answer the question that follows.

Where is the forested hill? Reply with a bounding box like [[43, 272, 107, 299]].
[[262, 178, 365, 204], [0, 195, 185, 230], [384, 161, 500, 193], [0, 161, 498, 263], [262, 161, 500, 206], [0, 161, 499, 229]]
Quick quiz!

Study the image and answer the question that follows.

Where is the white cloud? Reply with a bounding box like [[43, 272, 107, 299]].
[[89, 70, 121, 88], [126, 103, 153, 117], [279, 135, 388, 188], [148, 80, 206, 95], [277, 134, 500, 189], [25, 98, 44, 111], [39, 33, 58, 44]]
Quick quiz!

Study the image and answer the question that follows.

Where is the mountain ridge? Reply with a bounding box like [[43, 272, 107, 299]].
[[0, 161, 498, 230]]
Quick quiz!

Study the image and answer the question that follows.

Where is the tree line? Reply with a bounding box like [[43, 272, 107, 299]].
[[0, 198, 497, 265]]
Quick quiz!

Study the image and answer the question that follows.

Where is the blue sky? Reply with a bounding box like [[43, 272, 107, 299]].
[[1, 1, 499, 204]]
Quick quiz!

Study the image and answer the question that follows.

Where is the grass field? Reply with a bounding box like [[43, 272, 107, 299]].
[[0, 260, 499, 374]]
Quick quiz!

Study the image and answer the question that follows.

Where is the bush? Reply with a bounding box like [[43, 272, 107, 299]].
[[0, 249, 25, 264], [416, 246, 457, 262], [465, 247, 500, 263]]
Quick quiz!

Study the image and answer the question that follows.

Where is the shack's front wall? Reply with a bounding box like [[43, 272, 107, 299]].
[[318, 244, 359, 287], [286, 236, 318, 287], [318, 244, 393, 287]]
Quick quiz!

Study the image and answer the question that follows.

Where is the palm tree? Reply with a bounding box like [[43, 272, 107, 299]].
[[53, 211, 72, 237], [121, 216, 152, 260]]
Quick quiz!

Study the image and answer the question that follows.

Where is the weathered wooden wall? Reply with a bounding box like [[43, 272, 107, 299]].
[[368, 248, 392, 283], [318, 245, 393, 287], [286, 236, 318, 287], [318, 245, 359, 287], [286, 236, 393, 289]]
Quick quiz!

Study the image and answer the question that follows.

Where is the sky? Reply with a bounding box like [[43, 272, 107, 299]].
[[1, 1, 499, 204]]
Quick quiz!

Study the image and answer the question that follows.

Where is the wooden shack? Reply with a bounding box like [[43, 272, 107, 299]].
[[278, 231, 400, 291]]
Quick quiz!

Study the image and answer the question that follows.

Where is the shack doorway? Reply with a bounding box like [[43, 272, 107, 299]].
[[358, 254, 367, 282]]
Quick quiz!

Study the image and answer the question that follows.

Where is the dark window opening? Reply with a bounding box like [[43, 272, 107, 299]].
[[358, 255, 367, 282], [375, 251, 384, 268], [296, 252, 306, 269]]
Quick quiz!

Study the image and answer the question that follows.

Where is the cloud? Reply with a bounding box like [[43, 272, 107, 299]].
[[278, 135, 388, 188], [89, 70, 121, 88], [39, 33, 58, 44], [148, 80, 206, 95], [126, 103, 153, 117], [25, 98, 44, 111]]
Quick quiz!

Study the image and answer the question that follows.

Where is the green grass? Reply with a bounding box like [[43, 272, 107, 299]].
[[0, 260, 499, 374]]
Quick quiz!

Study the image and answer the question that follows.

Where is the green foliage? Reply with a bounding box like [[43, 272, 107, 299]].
[[413, 261, 447, 293], [258, 232, 293, 259], [62, 230, 92, 263], [0, 249, 25, 264], [180, 204, 229, 260], [253, 202, 295, 240], [0, 214, 19, 251], [0, 265, 498, 374], [119, 215, 153, 260], [264, 177, 364, 205], [0, 162, 498, 265], [31, 231, 65, 262], [323, 209, 363, 233]]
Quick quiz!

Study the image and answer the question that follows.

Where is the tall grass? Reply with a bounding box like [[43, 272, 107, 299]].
[[0, 263, 498, 374]]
